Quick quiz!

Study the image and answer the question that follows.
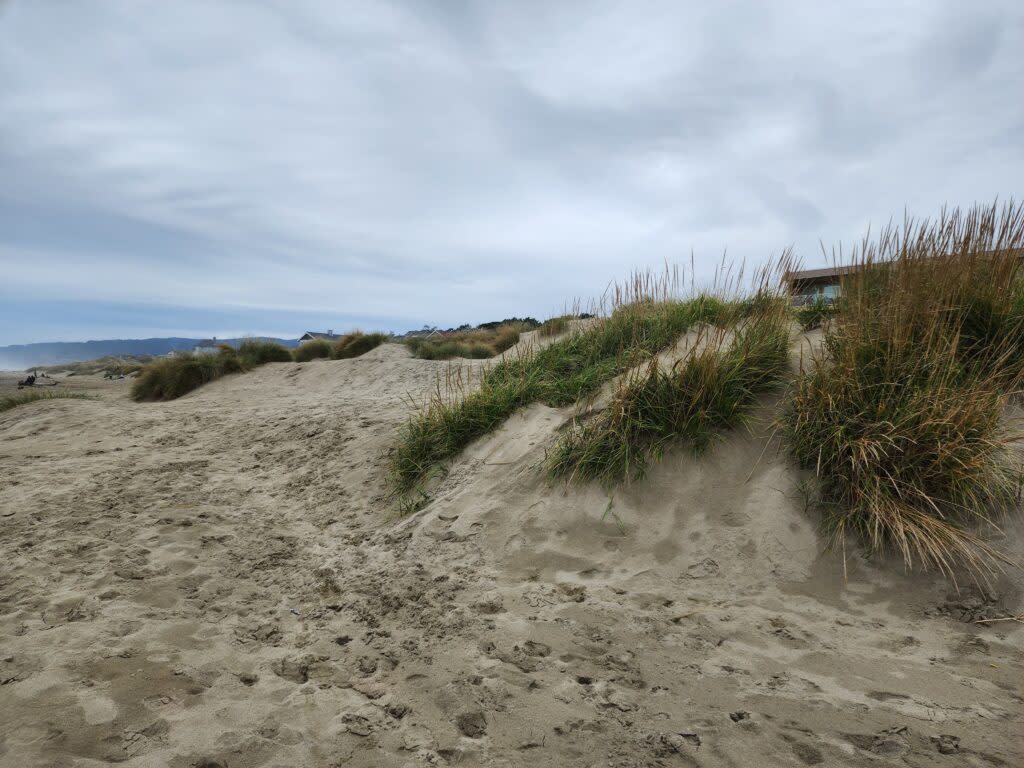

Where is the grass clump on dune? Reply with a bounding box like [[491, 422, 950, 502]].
[[785, 201, 1024, 575], [131, 339, 293, 401], [389, 267, 758, 498], [491, 324, 522, 354], [333, 331, 389, 359], [132, 349, 235, 401], [237, 339, 294, 365], [408, 338, 492, 360], [735, 290, 791, 321], [539, 315, 572, 337], [686, 293, 739, 327], [42, 355, 153, 377], [487, 298, 699, 407], [1, 389, 91, 413], [406, 322, 525, 360], [794, 297, 834, 331], [293, 338, 332, 362], [549, 306, 792, 484], [389, 365, 538, 496]]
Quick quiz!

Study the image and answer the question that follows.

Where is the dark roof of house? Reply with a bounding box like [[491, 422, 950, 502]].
[[783, 265, 861, 284], [195, 339, 219, 347], [300, 331, 341, 341], [785, 249, 1024, 286]]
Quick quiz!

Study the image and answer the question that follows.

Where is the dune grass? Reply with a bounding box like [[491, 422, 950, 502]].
[[1, 389, 92, 413], [389, 264, 762, 498], [390, 300, 696, 496], [539, 315, 572, 337], [293, 338, 332, 362], [333, 331, 389, 359], [794, 297, 834, 331], [132, 350, 235, 401], [491, 324, 523, 354], [784, 201, 1024, 576], [406, 323, 525, 360], [388, 204, 1024, 577], [407, 338, 493, 360], [238, 339, 293, 365], [41, 355, 153, 377], [131, 340, 293, 401], [548, 305, 792, 484]]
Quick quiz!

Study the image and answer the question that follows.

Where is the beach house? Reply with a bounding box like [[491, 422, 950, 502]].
[[784, 265, 860, 304], [298, 330, 341, 342]]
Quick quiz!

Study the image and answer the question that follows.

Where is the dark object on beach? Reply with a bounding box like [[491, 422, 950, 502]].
[[17, 374, 36, 388]]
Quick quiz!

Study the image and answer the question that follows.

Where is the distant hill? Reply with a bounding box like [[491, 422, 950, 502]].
[[0, 337, 299, 369]]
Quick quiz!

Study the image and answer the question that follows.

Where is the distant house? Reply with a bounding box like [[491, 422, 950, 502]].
[[785, 249, 1024, 305], [194, 338, 221, 355], [783, 266, 860, 305], [298, 330, 341, 342]]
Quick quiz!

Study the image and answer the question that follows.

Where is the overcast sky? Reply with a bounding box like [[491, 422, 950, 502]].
[[1, 1, 1022, 344]]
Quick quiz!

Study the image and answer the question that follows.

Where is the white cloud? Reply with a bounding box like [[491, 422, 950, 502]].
[[0, 0, 1022, 343]]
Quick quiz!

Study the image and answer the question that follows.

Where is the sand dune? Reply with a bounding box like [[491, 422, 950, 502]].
[[1, 341, 1021, 767]]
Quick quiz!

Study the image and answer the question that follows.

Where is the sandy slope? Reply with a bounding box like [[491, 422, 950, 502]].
[[0, 341, 1021, 767]]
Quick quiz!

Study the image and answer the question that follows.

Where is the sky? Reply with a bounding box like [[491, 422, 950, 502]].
[[1, 1, 1022, 345]]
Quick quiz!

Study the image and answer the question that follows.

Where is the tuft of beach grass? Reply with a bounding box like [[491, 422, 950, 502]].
[[784, 200, 1024, 577], [1, 389, 92, 413]]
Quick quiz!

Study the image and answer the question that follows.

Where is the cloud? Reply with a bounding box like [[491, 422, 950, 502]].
[[0, 0, 1022, 343]]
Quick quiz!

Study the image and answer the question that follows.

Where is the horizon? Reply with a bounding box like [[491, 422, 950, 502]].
[[0, 316, 543, 348], [2, 1, 1023, 346]]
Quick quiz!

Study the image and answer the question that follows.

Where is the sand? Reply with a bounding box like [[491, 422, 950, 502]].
[[0, 339, 1022, 767]]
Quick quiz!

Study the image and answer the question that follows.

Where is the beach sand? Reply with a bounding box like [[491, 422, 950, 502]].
[[0, 339, 1021, 767]]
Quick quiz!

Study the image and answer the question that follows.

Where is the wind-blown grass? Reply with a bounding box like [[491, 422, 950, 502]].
[[238, 339, 293, 366], [1, 389, 92, 413], [784, 200, 1024, 576], [333, 331, 389, 359], [539, 315, 572, 337], [132, 350, 233, 401], [406, 323, 525, 360], [131, 340, 293, 401], [794, 297, 834, 331], [389, 262, 768, 498], [408, 338, 494, 360], [41, 355, 152, 376], [491, 324, 522, 354], [549, 307, 792, 484], [293, 338, 332, 362], [390, 300, 698, 496]]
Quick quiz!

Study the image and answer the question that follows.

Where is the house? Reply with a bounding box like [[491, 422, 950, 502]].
[[783, 265, 860, 305], [298, 330, 341, 342], [785, 249, 1024, 305], [194, 338, 221, 354]]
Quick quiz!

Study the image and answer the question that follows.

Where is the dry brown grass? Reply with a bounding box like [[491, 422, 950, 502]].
[[539, 315, 572, 337], [293, 338, 332, 362], [131, 340, 293, 401], [785, 200, 1024, 577], [1, 389, 92, 413], [332, 331, 389, 359], [406, 323, 527, 360]]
